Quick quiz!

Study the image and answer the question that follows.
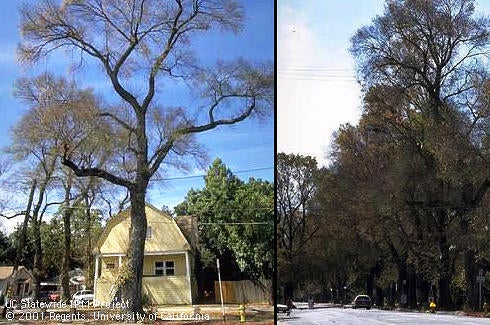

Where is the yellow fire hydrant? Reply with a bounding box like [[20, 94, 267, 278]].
[[429, 301, 436, 313], [238, 304, 246, 323]]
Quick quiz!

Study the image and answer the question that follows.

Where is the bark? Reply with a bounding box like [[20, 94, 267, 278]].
[[14, 180, 37, 272], [61, 178, 73, 302], [407, 265, 417, 309], [375, 285, 383, 307], [464, 249, 478, 310], [366, 270, 374, 299], [85, 195, 94, 289], [31, 165, 55, 300], [397, 263, 407, 307], [284, 282, 294, 302], [390, 282, 396, 306], [21, 153, 58, 301], [417, 275, 429, 308], [121, 186, 147, 313], [438, 276, 453, 309], [436, 211, 454, 310], [31, 216, 42, 301]]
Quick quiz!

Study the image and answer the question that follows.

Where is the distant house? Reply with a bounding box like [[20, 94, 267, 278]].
[[93, 204, 196, 305], [0, 266, 33, 299]]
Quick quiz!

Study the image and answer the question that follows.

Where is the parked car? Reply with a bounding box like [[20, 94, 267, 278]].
[[353, 295, 372, 309], [71, 290, 94, 304], [276, 304, 291, 316]]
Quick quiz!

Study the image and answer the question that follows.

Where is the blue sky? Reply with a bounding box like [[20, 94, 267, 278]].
[[0, 0, 274, 232], [278, 0, 490, 166]]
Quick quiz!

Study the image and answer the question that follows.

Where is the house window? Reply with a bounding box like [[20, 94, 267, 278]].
[[155, 262, 164, 276], [106, 263, 115, 269], [155, 261, 175, 276], [146, 227, 152, 239], [165, 261, 175, 275]]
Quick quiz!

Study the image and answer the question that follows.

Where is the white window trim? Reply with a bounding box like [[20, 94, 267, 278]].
[[154, 260, 175, 276]]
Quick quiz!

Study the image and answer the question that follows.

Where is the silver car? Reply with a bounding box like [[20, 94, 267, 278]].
[[71, 290, 94, 304]]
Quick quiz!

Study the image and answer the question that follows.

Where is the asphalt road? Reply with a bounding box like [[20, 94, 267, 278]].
[[278, 308, 490, 325]]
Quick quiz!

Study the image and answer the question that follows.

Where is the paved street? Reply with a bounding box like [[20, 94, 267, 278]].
[[278, 308, 490, 325]]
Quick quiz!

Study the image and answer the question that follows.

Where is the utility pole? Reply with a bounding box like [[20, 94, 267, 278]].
[[217, 259, 225, 322]]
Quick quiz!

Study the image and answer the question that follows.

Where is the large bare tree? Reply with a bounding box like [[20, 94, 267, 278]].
[[18, 0, 273, 312]]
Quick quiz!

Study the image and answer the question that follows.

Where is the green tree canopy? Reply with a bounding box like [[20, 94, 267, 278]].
[[177, 158, 273, 282]]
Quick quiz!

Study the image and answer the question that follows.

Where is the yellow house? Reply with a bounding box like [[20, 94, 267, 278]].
[[93, 204, 195, 305], [0, 266, 33, 299]]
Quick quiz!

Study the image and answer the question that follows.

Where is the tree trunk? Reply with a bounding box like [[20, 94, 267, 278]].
[[375, 285, 383, 307], [14, 180, 37, 272], [366, 269, 374, 299], [32, 216, 43, 301], [438, 276, 453, 310], [85, 196, 94, 289], [397, 262, 407, 307], [122, 187, 147, 313], [30, 160, 55, 301], [390, 282, 396, 306], [284, 281, 294, 302], [464, 249, 478, 310], [436, 210, 454, 310], [61, 180, 72, 302], [407, 265, 417, 309], [417, 275, 429, 309]]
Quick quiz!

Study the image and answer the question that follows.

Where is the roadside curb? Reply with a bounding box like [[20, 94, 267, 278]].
[[287, 303, 490, 318]]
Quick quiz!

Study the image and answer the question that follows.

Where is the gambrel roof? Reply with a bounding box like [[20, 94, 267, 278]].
[[96, 203, 191, 255]]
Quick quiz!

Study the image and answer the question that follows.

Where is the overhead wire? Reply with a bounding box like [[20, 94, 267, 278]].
[[278, 66, 358, 82], [149, 166, 273, 182]]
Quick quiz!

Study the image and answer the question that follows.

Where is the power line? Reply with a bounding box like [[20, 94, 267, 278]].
[[149, 166, 273, 182], [278, 66, 354, 71], [278, 72, 356, 83], [278, 66, 357, 82], [0, 166, 273, 188]]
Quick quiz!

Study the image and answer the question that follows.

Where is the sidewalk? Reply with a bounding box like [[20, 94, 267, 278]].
[[156, 303, 273, 322], [288, 302, 490, 318], [0, 303, 274, 324]]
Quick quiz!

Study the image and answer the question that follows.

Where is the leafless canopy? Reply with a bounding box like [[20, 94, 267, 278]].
[[18, 0, 273, 189]]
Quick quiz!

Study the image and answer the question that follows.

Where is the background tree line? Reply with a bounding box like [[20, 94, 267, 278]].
[[278, 0, 490, 311]]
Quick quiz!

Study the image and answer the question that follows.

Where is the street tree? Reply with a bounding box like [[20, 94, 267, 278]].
[[8, 85, 64, 300], [13, 72, 115, 301], [18, 0, 273, 312], [5, 164, 57, 301], [276, 153, 319, 300], [176, 159, 273, 287], [351, 0, 490, 309]]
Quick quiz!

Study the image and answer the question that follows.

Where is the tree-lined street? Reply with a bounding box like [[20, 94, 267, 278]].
[[277, 0, 490, 313]]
